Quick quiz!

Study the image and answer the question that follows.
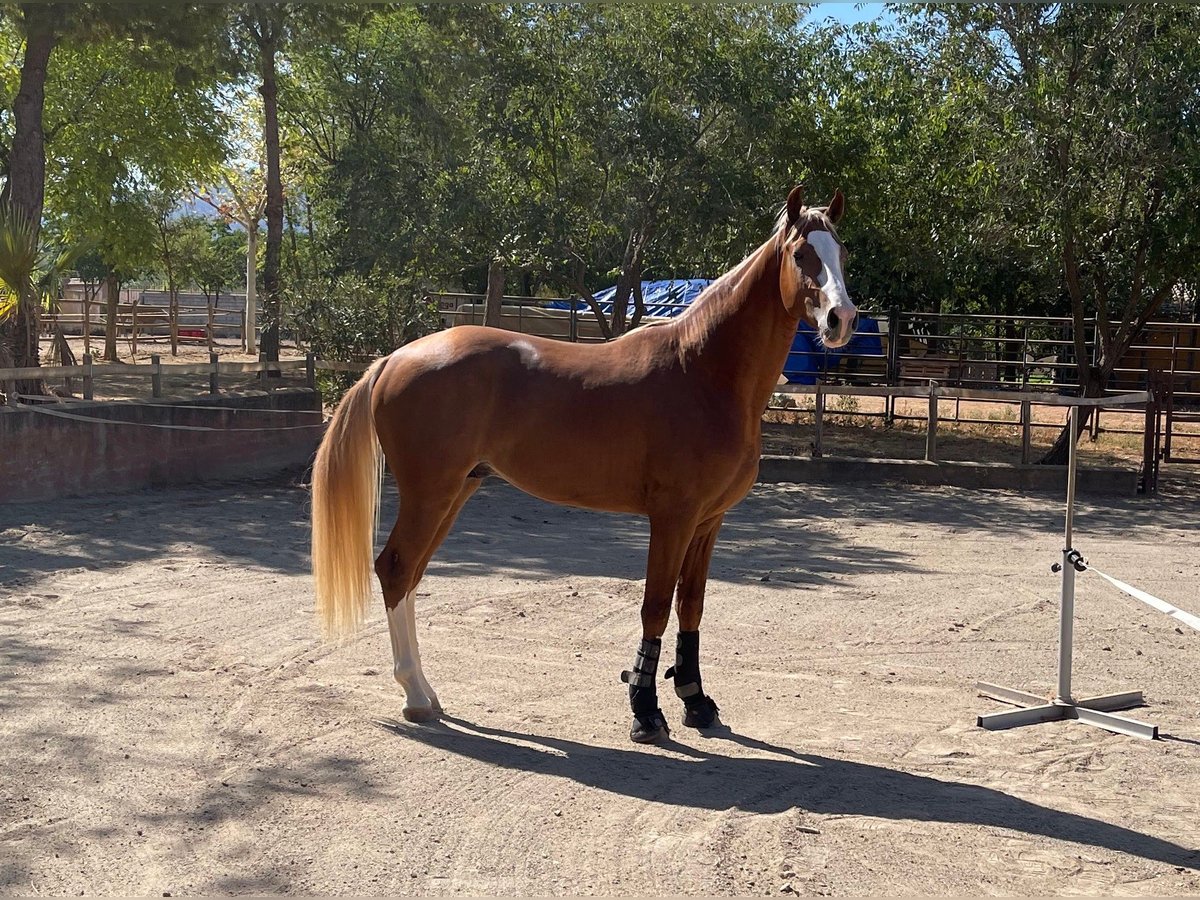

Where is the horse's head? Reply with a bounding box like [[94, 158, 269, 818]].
[[777, 185, 858, 349]]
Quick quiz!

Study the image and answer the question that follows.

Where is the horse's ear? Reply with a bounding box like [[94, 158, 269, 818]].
[[826, 189, 845, 224], [786, 185, 804, 226]]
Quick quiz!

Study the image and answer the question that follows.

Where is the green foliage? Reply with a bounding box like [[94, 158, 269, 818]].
[[164, 215, 246, 301], [1, 2, 1198, 377], [0, 202, 87, 320], [288, 269, 439, 386]]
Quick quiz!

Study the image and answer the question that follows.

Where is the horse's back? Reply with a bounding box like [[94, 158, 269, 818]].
[[370, 325, 745, 513]]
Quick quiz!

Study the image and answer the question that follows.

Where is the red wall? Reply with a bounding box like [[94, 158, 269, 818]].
[[1, 390, 324, 504]]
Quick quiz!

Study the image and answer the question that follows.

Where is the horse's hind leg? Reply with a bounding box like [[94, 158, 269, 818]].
[[402, 478, 480, 712], [669, 514, 725, 729], [376, 476, 477, 722]]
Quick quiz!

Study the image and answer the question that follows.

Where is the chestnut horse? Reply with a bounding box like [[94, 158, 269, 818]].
[[311, 186, 857, 743]]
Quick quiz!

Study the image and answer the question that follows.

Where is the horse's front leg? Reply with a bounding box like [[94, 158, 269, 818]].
[[667, 514, 725, 729], [621, 514, 697, 743]]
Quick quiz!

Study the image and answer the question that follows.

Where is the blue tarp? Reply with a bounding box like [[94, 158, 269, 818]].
[[548, 279, 710, 319], [559, 279, 882, 384]]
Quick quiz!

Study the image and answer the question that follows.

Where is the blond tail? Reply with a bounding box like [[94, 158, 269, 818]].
[[311, 358, 387, 639]]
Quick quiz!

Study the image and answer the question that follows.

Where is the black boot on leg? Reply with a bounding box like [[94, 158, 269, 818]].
[[621, 638, 669, 743], [665, 630, 720, 728]]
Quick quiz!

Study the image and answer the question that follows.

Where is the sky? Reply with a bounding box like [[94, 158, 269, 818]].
[[808, 3, 894, 28]]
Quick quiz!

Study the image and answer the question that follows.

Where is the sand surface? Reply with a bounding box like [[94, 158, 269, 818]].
[[1, 475, 1198, 895]]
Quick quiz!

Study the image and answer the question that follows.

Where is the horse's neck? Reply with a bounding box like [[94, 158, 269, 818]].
[[675, 238, 798, 415]]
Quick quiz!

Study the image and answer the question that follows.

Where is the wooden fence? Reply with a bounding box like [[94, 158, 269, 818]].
[[2, 357, 1168, 492], [46, 296, 249, 354], [1, 353, 369, 405]]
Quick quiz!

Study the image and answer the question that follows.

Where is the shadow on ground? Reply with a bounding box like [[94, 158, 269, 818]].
[[2, 467, 1196, 591], [383, 714, 1200, 872]]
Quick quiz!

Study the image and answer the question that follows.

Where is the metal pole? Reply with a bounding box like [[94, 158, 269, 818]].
[[1056, 405, 1079, 703], [1020, 399, 1032, 465], [925, 380, 939, 462], [813, 381, 825, 458]]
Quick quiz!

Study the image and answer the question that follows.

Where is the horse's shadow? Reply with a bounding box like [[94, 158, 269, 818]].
[[378, 714, 1199, 872]]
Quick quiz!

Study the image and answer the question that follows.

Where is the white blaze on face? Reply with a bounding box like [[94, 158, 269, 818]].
[[807, 230, 857, 347]]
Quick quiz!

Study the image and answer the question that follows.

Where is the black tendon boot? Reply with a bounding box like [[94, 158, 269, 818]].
[[620, 637, 669, 743], [665, 630, 720, 728]]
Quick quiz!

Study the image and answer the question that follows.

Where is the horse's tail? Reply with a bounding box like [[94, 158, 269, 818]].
[[312, 357, 387, 639]]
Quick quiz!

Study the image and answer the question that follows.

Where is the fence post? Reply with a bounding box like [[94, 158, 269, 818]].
[[151, 353, 162, 398], [1141, 389, 1157, 495], [306, 351, 316, 390], [926, 380, 939, 462], [209, 351, 219, 395], [813, 382, 825, 458], [5, 379, 17, 406], [170, 293, 179, 356], [1163, 376, 1174, 462], [131, 301, 139, 356], [83, 296, 91, 357], [241, 309, 247, 352], [569, 304, 578, 343], [886, 308, 900, 386], [1020, 398, 1032, 465], [207, 298, 215, 352], [83, 353, 94, 401]]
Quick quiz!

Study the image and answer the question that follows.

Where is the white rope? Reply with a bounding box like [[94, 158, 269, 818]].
[[16, 393, 322, 415], [1083, 562, 1200, 633], [24, 403, 326, 433]]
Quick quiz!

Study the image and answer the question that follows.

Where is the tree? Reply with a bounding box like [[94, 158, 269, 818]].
[[0, 4, 60, 379], [899, 5, 1200, 461], [238, 5, 285, 362], [45, 28, 228, 360], [0, 3, 230, 377]]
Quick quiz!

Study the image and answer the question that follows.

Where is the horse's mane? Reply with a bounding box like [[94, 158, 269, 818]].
[[666, 206, 828, 354]]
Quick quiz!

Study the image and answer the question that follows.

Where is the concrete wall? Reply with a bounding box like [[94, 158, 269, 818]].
[[1, 389, 323, 504]]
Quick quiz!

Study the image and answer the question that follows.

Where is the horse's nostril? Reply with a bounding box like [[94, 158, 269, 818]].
[[849, 312, 860, 333], [827, 309, 840, 332]]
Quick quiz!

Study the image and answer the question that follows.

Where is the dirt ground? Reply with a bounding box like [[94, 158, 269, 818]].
[[1, 473, 1198, 896]]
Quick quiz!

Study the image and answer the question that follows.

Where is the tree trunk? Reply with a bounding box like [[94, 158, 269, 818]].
[[1039, 367, 1104, 465], [629, 276, 647, 330], [484, 257, 505, 328], [610, 222, 652, 337], [258, 28, 283, 363], [1, 9, 58, 390], [570, 259, 612, 341], [104, 272, 120, 362], [245, 225, 258, 354], [158, 221, 179, 355]]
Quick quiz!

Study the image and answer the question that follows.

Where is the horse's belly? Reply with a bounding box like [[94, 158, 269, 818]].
[[486, 428, 653, 515]]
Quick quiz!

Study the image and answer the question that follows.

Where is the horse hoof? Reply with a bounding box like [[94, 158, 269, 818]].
[[683, 696, 720, 729], [630, 710, 670, 744], [402, 705, 439, 723]]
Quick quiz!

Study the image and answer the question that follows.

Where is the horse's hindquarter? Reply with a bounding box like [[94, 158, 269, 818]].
[[374, 326, 758, 517]]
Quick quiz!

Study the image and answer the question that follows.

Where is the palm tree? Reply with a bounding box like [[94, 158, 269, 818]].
[[0, 204, 87, 398]]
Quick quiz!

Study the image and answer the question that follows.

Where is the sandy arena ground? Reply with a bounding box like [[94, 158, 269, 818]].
[[1, 474, 1198, 895]]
